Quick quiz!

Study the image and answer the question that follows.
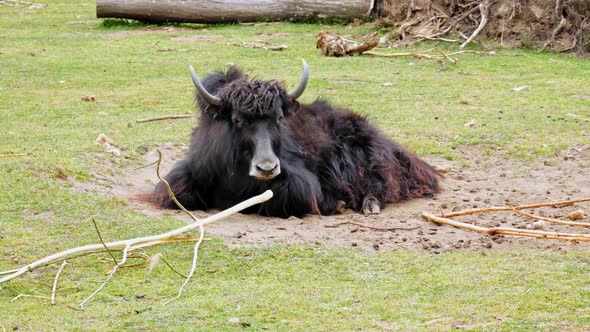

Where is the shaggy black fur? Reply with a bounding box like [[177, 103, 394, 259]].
[[154, 66, 440, 218]]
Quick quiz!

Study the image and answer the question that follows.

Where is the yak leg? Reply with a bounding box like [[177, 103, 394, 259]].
[[153, 159, 208, 210], [362, 195, 381, 215]]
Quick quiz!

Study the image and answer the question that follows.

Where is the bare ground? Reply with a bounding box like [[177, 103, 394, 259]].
[[74, 143, 590, 253]]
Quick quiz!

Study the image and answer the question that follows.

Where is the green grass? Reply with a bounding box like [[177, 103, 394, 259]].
[[1, 1, 589, 330]]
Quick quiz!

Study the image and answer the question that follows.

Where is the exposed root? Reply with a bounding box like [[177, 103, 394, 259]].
[[316, 31, 378, 56], [374, 0, 589, 56]]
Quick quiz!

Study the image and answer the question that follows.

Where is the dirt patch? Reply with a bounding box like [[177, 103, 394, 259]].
[[73, 144, 590, 253]]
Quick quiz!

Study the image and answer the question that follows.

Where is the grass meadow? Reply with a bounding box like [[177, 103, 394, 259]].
[[1, 0, 589, 330]]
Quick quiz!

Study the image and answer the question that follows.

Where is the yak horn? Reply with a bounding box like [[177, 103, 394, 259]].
[[287, 59, 309, 100], [189, 65, 222, 106]]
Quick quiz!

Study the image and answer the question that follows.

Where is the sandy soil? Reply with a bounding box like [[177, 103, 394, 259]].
[[74, 143, 590, 253]]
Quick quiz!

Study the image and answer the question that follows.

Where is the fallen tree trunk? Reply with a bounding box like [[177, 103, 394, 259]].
[[96, 0, 372, 23]]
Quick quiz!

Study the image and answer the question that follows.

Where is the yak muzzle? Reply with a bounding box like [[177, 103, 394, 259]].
[[249, 159, 281, 181]]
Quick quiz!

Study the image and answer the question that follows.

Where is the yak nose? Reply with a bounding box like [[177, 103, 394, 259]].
[[256, 161, 278, 173], [250, 159, 281, 180]]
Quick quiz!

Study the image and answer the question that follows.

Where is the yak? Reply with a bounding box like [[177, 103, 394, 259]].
[[153, 60, 440, 218]]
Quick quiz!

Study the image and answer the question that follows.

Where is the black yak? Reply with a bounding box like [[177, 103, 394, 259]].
[[154, 60, 439, 218]]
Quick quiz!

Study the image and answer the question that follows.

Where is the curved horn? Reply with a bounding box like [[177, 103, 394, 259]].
[[189, 65, 221, 106], [287, 59, 309, 100]]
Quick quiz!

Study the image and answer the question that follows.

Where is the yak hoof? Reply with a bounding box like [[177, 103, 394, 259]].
[[362, 197, 381, 215], [336, 200, 347, 214]]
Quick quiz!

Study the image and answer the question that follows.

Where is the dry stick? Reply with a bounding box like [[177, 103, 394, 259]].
[[460, 1, 493, 50], [0, 165, 273, 284], [51, 260, 68, 305], [227, 41, 287, 51], [511, 209, 590, 228], [421, 212, 590, 242], [0, 196, 271, 283], [146, 253, 187, 281], [79, 243, 131, 309], [11, 294, 51, 302], [136, 115, 192, 123], [154, 150, 204, 304], [0, 153, 30, 158], [364, 51, 446, 61], [433, 47, 458, 64], [442, 197, 590, 218], [92, 218, 118, 264], [325, 221, 420, 232]]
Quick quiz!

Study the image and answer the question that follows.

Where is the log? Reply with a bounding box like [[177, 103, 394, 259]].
[[96, 0, 372, 23]]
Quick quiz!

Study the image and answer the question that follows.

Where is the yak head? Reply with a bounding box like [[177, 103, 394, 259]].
[[189, 60, 308, 181]]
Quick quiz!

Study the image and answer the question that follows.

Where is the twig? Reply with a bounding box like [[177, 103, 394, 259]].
[[421, 212, 590, 242], [136, 114, 192, 123], [0, 153, 30, 158], [11, 294, 51, 302], [146, 253, 187, 281], [325, 221, 420, 232], [509, 0, 518, 21], [79, 243, 131, 309], [51, 260, 68, 305], [155, 150, 198, 223], [0, 0, 46, 7], [165, 237, 202, 305], [133, 160, 159, 171], [364, 51, 445, 61], [511, 209, 590, 228], [460, 0, 494, 50], [441, 198, 590, 218], [227, 41, 287, 51], [92, 218, 118, 264], [155, 150, 204, 304], [433, 47, 458, 64]]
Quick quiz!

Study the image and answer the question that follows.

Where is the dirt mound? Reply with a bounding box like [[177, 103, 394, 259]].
[[73, 144, 590, 253], [374, 0, 590, 56]]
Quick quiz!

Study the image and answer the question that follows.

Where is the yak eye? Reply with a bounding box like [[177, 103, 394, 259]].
[[233, 118, 242, 128]]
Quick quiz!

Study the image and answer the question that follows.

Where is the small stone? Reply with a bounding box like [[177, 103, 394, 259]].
[[511, 85, 531, 92], [567, 209, 586, 220], [464, 119, 477, 128]]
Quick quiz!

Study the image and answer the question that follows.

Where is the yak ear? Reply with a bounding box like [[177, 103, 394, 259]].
[[282, 95, 300, 117], [200, 103, 230, 120]]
